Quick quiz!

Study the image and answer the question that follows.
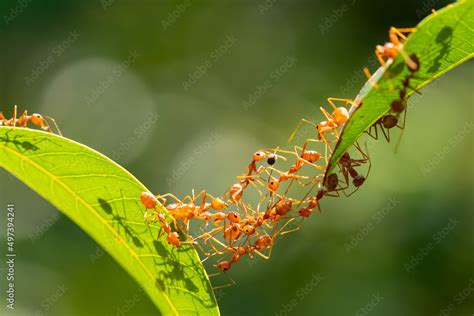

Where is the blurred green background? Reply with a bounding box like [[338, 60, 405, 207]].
[[1, 0, 473, 315]]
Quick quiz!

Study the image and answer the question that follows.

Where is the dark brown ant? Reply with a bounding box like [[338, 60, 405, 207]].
[[338, 144, 372, 196], [366, 54, 421, 142]]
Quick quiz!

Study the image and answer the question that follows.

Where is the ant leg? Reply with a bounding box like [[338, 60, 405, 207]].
[[197, 226, 223, 242], [288, 118, 318, 144], [16, 111, 28, 127], [389, 27, 416, 41], [340, 166, 350, 188], [210, 272, 236, 290], [375, 49, 387, 67], [237, 175, 266, 196], [256, 193, 271, 213], [327, 97, 359, 109], [365, 124, 379, 140], [240, 202, 253, 219], [278, 217, 303, 236], [252, 249, 271, 260], [326, 190, 341, 198], [389, 27, 418, 71], [353, 141, 370, 161], [399, 106, 407, 130], [319, 106, 333, 121], [300, 137, 326, 150], [193, 190, 207, 201], [193, 190, 210, 210], [398, 49, 419, 71], [344, 186, 361, 198], [44, 116, 62, 136], [317, 131, 334, 157], [157, 193, 186, 205], [337, 178, 350, 192], [381, 126, 390, 142], [364, 67, 379, 89], [394, 107, 408, 152], [280, 223, 303, 236], [12, 105, 18, 127]]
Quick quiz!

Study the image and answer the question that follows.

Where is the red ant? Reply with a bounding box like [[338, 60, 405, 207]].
[[140, 190, 227, 246], [209, 234, 273, 289], [289, 98, 359, 156], [0, 105, 62, 136], [376, 27, 418, 71], [140, 192, 186, 247]]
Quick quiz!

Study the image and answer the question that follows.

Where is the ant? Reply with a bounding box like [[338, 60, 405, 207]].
[[288, 98, 359, 156], [337, 143, 372, 196], [226, 150, 284, 206], [366, 54, 421, 143], [140, 192, 187, 247], [0, 105, 62, 136], [208, 234, 273, 289], [376, 27, 418, 72], [140, 190, 227, 246], [323, 173, 350, 197]]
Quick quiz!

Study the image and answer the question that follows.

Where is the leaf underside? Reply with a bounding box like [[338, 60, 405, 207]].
[[0, 127, 219, 316], [327, 0, 474, 174]]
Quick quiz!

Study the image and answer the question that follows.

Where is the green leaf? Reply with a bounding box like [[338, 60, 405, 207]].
[[327, 0, 474, 174], [0, 127, 219, 315]]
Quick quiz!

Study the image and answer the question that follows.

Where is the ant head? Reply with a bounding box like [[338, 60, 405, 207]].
[[382, 115, 398, 128], [227, 211, 241, 223], [140, 192, 158, 209], [253, 151, 266, 162], [215, 261, 231, 272], [298, 207, 312, 218], [353, 175, 366, 187], [267, 154, 276, 165], [316, 121, 327, 131], [166, 232, 181, 247], [30, 113, 44, 126], [378, 43, 396, 58], [268, 178, 280, 191], [375, 44, 385, 54], [243, 225, 256, 235]]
